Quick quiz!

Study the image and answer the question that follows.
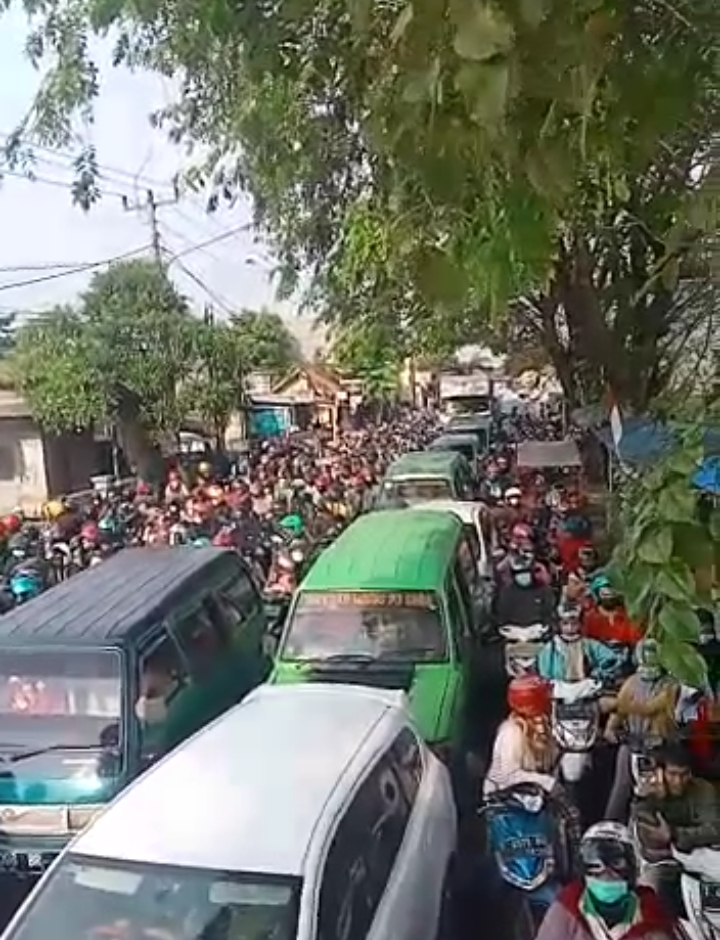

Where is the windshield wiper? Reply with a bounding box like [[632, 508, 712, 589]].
[[309, 653, 378, 667], [2, 744, 100, 763]]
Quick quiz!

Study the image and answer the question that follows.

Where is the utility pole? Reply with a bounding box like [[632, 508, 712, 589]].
[[122, 188, 178, 265]]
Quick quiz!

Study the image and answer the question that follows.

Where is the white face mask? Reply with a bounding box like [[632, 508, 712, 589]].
[[135, 695, 168, 725]]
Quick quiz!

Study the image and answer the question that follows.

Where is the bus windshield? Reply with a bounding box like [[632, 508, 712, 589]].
[[283, 591, 447, 662]]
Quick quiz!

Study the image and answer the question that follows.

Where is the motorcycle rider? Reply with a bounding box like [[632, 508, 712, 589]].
[[584, 575, 643, 646], [634, 742, 720, 914], [537, 601, 624, 686], [484, 675, 558, 795], [604, 639, 680, 821], [494, 553, 556, 628], [536, 821, 676, 940]]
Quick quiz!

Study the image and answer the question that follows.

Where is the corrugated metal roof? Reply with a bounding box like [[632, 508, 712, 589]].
[[0, 547, 241, 645]]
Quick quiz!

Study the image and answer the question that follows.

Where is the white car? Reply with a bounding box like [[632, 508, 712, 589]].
[[1, 684, 457, 940]]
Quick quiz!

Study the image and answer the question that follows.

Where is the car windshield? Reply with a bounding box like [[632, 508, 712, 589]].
[[0, 651, 122, 783], [441, 442, 475, 462], [7, 855, 300, 940], [387, 478, 452, 502], [282, 591, 447, 662]]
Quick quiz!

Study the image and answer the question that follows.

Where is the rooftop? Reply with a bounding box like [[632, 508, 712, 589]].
[[0, 547, 239, 645], [301, 509, 462, 592], [74, 683, 399, 875], [385, 449, 467, 478]]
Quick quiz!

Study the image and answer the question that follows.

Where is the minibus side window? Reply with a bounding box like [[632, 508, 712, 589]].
[[172, 602, 228, 681], [136, 631, 190, 762], [448, 572, 472, 646]]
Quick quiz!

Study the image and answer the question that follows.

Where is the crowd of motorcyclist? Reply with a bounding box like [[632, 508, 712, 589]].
[[0, 402, 717, 939]]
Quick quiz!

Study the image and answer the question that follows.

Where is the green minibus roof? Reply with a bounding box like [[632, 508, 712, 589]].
[[301, 509, 462, 593], [384, 449, 467, 479]]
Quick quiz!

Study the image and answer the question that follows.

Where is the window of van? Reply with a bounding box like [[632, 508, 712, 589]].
[[172, 604, 227, 680], [6, 856, 300, 940], [136, 633, 189, 760], [318, 754, 411, 940], [283, 592, 447, 663], [0, 651, 122, 783], [384, 478, 452, 502]]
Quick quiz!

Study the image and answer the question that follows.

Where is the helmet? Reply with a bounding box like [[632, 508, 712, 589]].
[[557, 601, 582, 641], [589, 574, 610, 600], [507, 675, 551, 719], [81, 522, 100, 543], [43, 501, 64, 522], [197, 461, 212, 477], [505, 486, 522, 504], [279, 514, 305, 538], [10, 570, 43, 602], [3, 513, 23, 533], [580, 822, 637, 884], [635, 637, 660, 672]]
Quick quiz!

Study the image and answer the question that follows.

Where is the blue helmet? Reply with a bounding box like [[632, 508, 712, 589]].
[[10, 570, 43, 602]]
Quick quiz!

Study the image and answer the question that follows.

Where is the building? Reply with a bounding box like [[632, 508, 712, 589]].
[[0, 390, 107, 514]]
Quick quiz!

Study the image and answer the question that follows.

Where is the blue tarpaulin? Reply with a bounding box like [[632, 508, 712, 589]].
[[694, 456, 720, 494], [595, 416, 720, 467]]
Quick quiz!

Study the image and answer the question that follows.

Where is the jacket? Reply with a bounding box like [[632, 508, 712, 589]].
[[537, 637, 623, 682], [495, 582, 556, 628], [634, 778, 720, 855], [584, 606, 643, 645], [536, 882, 675, 940]]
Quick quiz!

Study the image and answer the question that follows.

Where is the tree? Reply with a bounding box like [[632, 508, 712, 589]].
[[0, 312, 17, 357], [229, 309, 298, 375], [330, 321, 402, 400], [5, 0, 719, 406], [180, 321, 246, 449], [611, 430, 720, 685], [12, 260, 196, 477]]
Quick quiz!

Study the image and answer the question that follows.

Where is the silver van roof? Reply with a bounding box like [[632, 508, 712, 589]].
[[73, 683, 400, 876]]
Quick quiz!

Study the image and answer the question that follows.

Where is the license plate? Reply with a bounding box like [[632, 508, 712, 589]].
[[505, 835, 546, 856], [701, 882, 720, 912], [556, 702, 595, 720]]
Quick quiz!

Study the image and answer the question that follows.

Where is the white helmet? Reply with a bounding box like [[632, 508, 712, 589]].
[[580, 822, 637, 883]]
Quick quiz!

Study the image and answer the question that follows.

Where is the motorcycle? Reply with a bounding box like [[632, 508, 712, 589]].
[[673, 845, 720, 939], [551, 678, 602, 785], [499, 623, 550, 677], [481, 783, 569, 936]]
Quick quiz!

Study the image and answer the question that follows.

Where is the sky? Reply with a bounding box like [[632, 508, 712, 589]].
[[0, 7, 324, 354]]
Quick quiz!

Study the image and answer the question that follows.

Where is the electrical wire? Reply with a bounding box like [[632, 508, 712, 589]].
[[165, 223, 253, 263], [0, 244, 153, 294], [0, 166, 132, 201], [170, 257, 236, 316], [0, 131, 175, 193]]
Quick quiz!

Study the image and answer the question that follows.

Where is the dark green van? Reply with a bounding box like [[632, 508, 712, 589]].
[[377, 449, 474, 505], [270, 509, 477, 757], [0, 547, 269, 875]]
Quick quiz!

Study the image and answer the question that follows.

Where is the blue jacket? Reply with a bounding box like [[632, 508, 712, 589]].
[[537, 637, 623, 682]]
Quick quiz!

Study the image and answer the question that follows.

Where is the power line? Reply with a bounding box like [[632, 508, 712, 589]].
[[0, 131, 175, 193], [165, 223, 252, 263], [123, 188, 179, 264], [0, 244, 153, 294], [0, 166, 132, 201], [162, 216, 227, 265], [170, 257, 236, 316]]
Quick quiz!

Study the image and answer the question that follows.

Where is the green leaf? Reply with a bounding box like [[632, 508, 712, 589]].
[[451, 1, 515, 62], [673, 523, 716, 570], [637, 527, 673, 564], [665, 446, 702, 477], [654, 563, 696, 603], [517, 0, 548, 28], [391, 3, 414, 44], [455, 60, 510, 123], [657, 483, 697, 523], [657, 602, 701, 643], [658, 636, 707, 687], [622, 563, 656, 619], [709, 509, 720, 542]]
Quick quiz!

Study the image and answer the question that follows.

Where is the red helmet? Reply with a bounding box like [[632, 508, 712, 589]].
[[507, 676, 551, 719], [3, 514, 21, 534], [81, 522, 100, 543]]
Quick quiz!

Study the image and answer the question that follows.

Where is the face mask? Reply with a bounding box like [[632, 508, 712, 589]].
[[638, 666, 661, 681], [586, 876, 630, 905], [600, 598, 621, 611], [514, 572, 532, 588], [135, 695, 168, 725]]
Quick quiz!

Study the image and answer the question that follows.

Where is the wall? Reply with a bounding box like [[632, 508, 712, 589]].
[[0, 417, 49, 514]]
